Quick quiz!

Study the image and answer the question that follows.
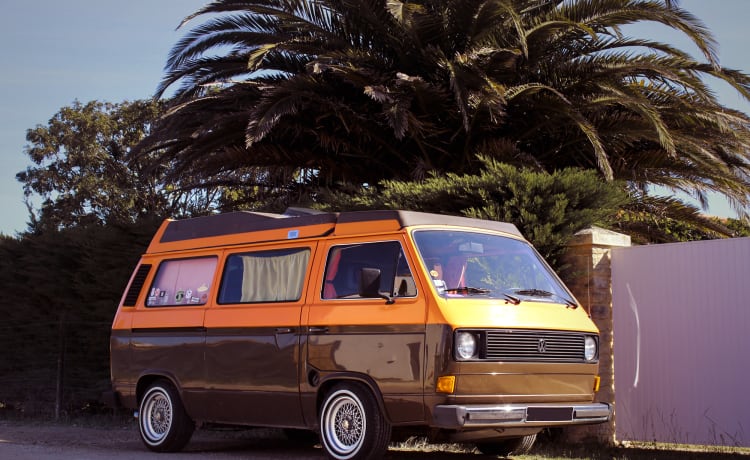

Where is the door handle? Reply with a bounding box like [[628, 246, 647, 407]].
[[308, 326, 329, 334], [275, 327, 294, 334]]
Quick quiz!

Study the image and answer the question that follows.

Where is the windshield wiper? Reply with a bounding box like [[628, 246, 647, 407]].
[[512, 289, 578, 309], [513, 288, 553, 297], [445, 286, 521, 305], [444, 286, 491, 295], [499, 292, 521, 305]]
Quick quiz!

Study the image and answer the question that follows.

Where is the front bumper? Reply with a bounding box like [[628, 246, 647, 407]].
[[432, 402, 611, 429]]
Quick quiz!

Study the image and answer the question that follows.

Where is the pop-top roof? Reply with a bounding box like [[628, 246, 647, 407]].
[[159, 210, 336, 243], [149, 208, 522, 253]]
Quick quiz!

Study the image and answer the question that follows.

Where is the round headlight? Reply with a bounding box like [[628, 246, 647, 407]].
[[584, 336, 598, 361], [456, 332, 477, 360]]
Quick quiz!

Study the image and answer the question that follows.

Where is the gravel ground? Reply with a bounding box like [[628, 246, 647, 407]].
[[0, 420, 319, 459], [0, 419, 481, 460]]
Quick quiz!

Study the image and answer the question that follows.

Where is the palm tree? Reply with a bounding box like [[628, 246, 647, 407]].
[[139, 0, 750, 222]]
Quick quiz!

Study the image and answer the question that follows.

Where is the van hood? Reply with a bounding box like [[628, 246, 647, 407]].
[[435, 297, 599, 333]]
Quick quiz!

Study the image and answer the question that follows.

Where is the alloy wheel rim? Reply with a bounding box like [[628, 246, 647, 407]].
[[325, 392, 365, 457], [143, 392, 172, 442]]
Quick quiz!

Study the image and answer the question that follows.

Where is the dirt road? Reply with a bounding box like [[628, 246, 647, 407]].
[[0, 420, 481, 460]]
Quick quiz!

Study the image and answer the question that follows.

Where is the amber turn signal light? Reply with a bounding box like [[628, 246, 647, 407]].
[[436, 376, 455, 394]]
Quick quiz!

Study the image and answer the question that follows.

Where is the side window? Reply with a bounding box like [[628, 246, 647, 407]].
[[146, 257, 217, 307], [322, 241, 416, 300], [218, 248, 310, 304]]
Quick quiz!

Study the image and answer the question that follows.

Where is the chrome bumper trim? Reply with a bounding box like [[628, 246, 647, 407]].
[[432, 402, 611, 429]]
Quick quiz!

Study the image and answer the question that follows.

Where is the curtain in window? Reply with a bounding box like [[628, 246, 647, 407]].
[[323, 249, 342, 299], [240, 250, 310, 302]]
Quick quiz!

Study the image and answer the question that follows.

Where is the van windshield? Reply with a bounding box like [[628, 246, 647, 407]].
[[412, 230, 573, 304]]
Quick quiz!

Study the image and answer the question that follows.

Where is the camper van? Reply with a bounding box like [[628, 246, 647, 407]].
[[108, 209, 610, 459]]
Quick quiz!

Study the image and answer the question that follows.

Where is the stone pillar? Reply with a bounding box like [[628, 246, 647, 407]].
[[561, 226, 631, 445]]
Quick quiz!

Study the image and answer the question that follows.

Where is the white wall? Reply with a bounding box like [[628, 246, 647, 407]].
[[612, 237, 750, 446]]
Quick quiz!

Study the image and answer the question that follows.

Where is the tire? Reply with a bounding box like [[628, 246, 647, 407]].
[[319, 382, 391, 460], [476, 433, 537, 457], [138, 379, 194, 452]]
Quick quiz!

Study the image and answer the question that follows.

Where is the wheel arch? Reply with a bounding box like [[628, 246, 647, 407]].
[[135, 372, 181, 405], [315, 373, 391, 426]]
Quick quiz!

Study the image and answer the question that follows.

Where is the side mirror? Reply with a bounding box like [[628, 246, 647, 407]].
[[359, 268, 394, 304]]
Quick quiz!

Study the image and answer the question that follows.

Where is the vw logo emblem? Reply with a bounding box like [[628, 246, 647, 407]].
[[538, 338, 547, 353]]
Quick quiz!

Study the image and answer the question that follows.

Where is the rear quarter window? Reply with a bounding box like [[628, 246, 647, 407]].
[[146, 257, 218, 307]]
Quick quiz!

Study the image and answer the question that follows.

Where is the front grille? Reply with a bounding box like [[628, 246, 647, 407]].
[[484, 330, 588, 363]]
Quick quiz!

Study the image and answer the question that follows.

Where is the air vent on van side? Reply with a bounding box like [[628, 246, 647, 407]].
[[122, 264, 152, 306]]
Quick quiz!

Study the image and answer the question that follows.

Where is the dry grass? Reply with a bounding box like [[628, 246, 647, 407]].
[[392, 436, 750, 459], [392, 436, 476, 454]]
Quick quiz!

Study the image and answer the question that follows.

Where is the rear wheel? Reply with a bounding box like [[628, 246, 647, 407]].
[[476, 434, 537, 457], [138, 379, 194, 452], [319, 382, 391, 460]]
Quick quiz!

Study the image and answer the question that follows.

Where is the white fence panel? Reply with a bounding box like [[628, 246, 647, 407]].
[[612, 237, 750, 447]]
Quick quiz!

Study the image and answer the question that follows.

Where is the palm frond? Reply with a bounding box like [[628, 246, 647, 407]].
[[135, 0, 750, 230]]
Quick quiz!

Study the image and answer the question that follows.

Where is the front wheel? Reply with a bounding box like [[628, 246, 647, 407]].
[[476, 433, 537, 457], [319, 382, 391, 460], [138, 379, 194, 452]]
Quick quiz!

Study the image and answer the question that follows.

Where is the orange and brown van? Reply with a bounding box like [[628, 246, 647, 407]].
[[108, 209, 610, 459]]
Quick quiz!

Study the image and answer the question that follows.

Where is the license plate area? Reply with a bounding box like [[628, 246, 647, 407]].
[[526, 407, 573, 422]]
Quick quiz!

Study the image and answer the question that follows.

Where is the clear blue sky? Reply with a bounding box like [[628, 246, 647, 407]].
[[1, 0, 749, 235]]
